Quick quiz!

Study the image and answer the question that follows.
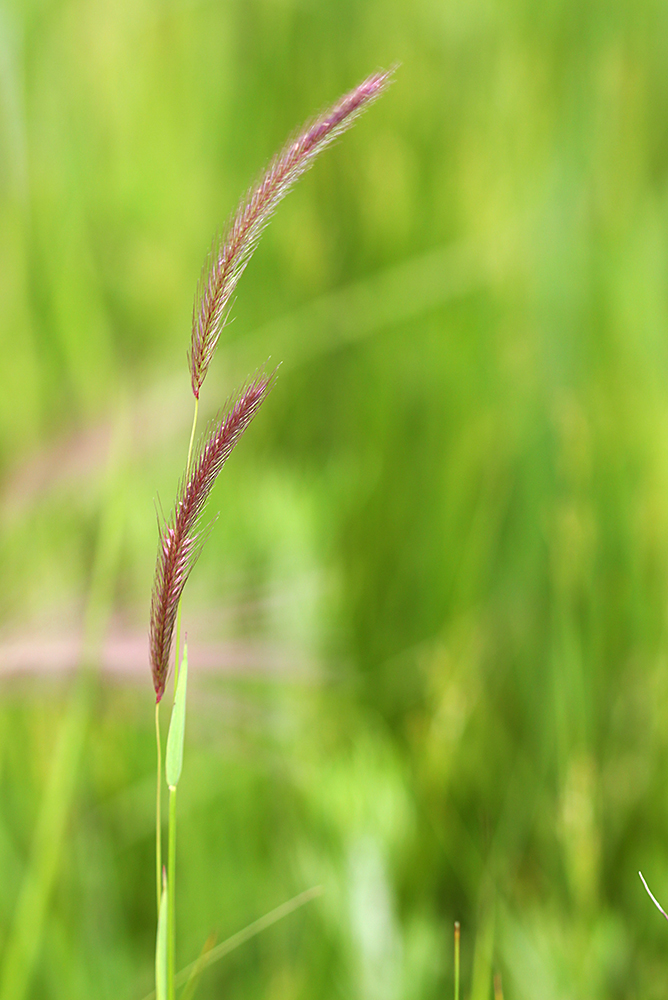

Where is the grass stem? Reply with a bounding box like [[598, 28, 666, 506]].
[[167, 785, 177, 1000], [454, 921, 460, 1000], [155, 702, 162, 915]]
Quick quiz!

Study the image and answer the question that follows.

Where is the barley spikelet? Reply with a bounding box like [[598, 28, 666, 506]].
[[188, 68, 393, 398], [149, 371, 276, 701]]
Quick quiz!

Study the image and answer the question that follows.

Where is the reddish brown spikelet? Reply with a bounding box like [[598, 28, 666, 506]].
[[149, 371, 275, 701], [188, 68, 394, 398]]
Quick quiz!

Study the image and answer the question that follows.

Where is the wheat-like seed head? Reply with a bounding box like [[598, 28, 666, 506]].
[[188, 68, 394, 399], [149, 371, 276, 701]]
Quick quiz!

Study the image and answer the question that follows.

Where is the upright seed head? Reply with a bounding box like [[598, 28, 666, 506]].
[[188, 68, 394, 399]]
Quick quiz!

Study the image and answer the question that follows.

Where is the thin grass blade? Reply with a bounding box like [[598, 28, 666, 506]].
[[179, 932, 217, 1000], [639, 871, 668, 921], [138, 886, 323, 1000]]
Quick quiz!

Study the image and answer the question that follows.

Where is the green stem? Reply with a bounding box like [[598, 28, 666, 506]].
[[167, 784, 177, 1000], [454, 922, 460, 1000], [155, 702, 162, 916]]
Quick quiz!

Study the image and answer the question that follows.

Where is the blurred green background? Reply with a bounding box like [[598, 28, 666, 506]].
[[1, 0, 668, 996]]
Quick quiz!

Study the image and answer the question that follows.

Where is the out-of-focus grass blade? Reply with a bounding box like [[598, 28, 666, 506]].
[[165, 644, 188, 789], [156, 870, 168, 1000], [223, 240, 482, 381], [138, 885, 323, 1000], [470, 906, 495, 1000], [0, 675, 89, 1000], [179, 931, 217, 1000], [0, 412, 125, 1000]]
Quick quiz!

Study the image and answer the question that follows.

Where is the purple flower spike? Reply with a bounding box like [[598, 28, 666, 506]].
[[188, 68, 394, 399], [149, 371, 276, 701]]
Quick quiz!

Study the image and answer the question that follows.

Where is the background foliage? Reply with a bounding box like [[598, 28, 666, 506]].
[[1, 0, 668, 996]]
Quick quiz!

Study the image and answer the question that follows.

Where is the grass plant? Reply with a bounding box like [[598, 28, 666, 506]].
[[5, 2, 668, 996], [148, 70, 391, 1000]]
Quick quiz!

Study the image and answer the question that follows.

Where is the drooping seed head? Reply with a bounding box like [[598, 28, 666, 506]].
[[149, 370, 276, 701], [188, 68, 394, 399]]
